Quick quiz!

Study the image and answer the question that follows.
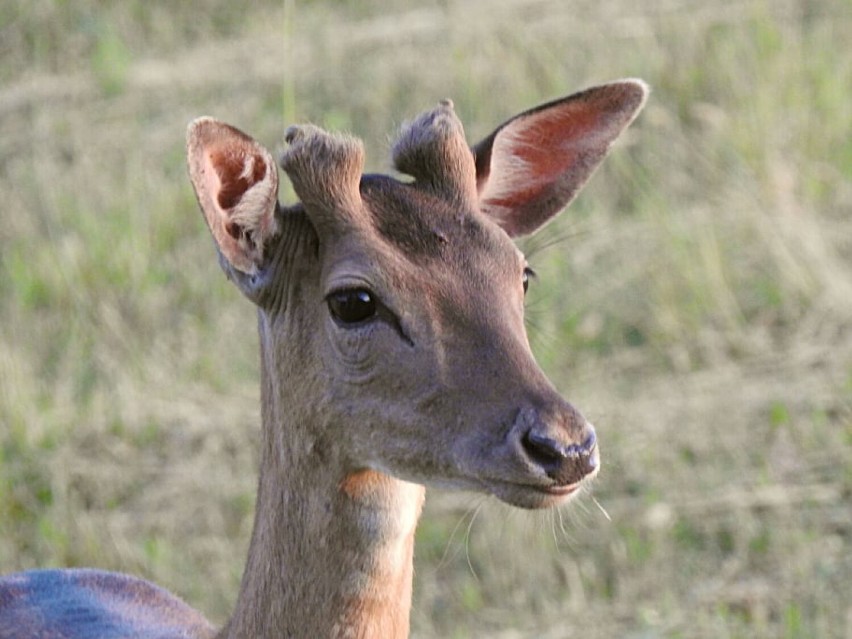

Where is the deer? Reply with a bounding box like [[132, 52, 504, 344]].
[[0, 79, 647, 639]]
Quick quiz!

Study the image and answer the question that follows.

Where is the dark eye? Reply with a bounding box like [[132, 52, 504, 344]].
[[327, 289, 377, 325], [522, 267, 535, 295]]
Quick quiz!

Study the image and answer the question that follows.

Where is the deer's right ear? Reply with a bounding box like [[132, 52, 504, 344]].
[[187, 118, 280, 275]]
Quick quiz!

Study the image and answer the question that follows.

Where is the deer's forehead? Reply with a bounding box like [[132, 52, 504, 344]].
[[357, 175, 518, 269]]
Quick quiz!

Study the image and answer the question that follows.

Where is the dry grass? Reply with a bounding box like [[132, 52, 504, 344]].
[[1, 1, 851, 637]]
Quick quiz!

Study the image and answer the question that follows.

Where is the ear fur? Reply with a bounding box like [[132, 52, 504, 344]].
[[186, 117, 280, 275], [473, 79, 648, 237]]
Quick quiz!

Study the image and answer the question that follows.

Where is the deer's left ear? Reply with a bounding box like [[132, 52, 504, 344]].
[[187, 117, 280, 275], [472, 79, 648, 237]]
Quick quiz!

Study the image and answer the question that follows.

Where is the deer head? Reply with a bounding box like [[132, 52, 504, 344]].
[[186, 80, 647, 510]]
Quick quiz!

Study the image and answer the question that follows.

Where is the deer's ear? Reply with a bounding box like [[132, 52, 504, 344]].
[[187, 117, 280, 275], [472, 80, 648, 237]]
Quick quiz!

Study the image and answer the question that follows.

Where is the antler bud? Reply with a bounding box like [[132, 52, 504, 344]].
[[392, 100, 477, 207], [279, 125, 365, 227]]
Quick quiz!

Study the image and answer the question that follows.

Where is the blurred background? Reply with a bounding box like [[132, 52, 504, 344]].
[[1, 1, 850, 637]]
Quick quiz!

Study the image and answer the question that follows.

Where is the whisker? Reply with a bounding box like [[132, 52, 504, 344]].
[[549, 508, 560, 549], [437, 497, 481, 570], [522, 224, 595, 259], [463, 500, 485, 582], [591, 495, 612, 522], [557, 503, 571, 539]]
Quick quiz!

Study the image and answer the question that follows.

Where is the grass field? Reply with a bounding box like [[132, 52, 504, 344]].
[[1, 0, 851, 637]]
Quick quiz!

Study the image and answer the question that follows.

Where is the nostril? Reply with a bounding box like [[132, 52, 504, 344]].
[[523, 431, 569, 463], [522, 428, 598, 483], [523, 430, 596, 460]]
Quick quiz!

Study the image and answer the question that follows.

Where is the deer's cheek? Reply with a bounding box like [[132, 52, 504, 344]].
[[325, 325, 379, 383], [326, 319, 420, 388]]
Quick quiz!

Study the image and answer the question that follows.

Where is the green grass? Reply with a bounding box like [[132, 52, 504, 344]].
[[1, 1, 851, 637]]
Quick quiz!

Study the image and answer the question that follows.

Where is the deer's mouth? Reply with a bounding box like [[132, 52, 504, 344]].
[[480, 474, 594, 510], [536, 482, 582, 497]]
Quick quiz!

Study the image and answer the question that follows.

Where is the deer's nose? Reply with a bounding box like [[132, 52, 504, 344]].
[[521, 421, 598, 485]]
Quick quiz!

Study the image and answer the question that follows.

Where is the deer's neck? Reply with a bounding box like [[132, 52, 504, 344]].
[[219, 338, 425, 639]]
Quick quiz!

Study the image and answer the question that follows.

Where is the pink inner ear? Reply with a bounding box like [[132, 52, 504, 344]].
[[187, 117, 280, 274], [484, 107, 604, 211], [474, 78, 652, 238], [210, 146, 268, 212]]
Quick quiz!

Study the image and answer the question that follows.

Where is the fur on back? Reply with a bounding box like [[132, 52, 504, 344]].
[[0, 569, 215, 639]]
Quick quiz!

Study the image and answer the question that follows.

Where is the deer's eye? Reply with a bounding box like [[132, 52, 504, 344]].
[[522, 267, 536, 295], [327, 289, 377, 325]]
